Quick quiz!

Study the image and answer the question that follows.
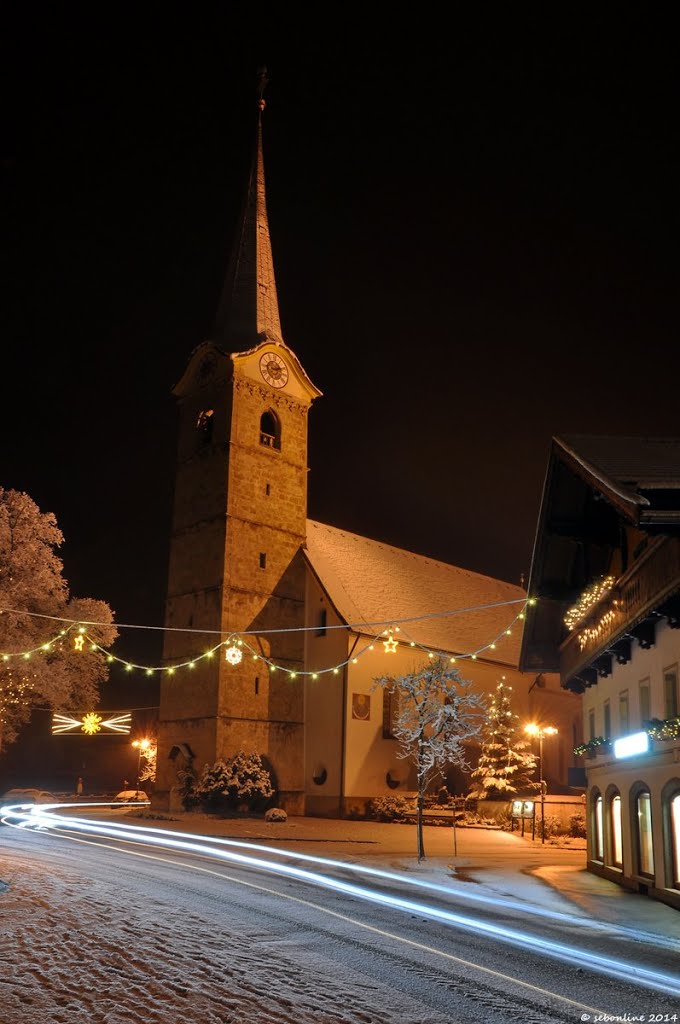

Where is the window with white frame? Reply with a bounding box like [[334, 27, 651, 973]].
[[594, 793, 604, 861], [671, 793, 680, 889], [636, 789, 654, 877], [639, 678, 651, 726], [611, 793, 623, 867], [619, 690, 629, 735], [663, 665, 678, 720]]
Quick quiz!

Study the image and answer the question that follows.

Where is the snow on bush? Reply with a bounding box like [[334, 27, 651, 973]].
[[264, 807, 287, 822], [569, 812, 586, 838], [195, 752, 275, 812], [366, 796, 413, 822]]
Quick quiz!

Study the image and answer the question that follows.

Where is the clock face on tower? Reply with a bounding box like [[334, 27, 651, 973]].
[[259, 351, 289, 389]]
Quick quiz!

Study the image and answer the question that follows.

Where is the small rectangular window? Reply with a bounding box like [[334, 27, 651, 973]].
[[255, 677, 260, 695], [663, 665, 679, 720], [639, 678, 651, 726], [316, 609, 327, 637], [383, 688, 400, 738], [619, 690, 629, 735], [265, 483, 271, 496], [588, 708, 596, 741], [259, 553, 267, 569], [603, 700, 611, 739]]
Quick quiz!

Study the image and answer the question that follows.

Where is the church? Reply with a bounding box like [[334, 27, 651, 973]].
[[154, 80, 580, 815]]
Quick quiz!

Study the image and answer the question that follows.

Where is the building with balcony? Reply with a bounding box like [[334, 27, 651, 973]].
[[521, 435, 680, 909]]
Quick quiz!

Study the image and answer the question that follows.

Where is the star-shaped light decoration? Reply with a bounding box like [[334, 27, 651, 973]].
[[383, 632, 398, 654], [74, 635, 85, 651], [81, 712, 103, 735], [225, 645, 243, 666]]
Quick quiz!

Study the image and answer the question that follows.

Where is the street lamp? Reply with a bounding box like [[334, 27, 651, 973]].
[[132, 738, 150, 792], [524, 723, 558, 843]]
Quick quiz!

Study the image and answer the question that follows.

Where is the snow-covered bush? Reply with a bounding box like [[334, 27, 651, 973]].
[[541, 815, 562, 839], [366, 796, 413, 822], [195, 752, 275, 813], [265, 807, 287, 822], [569, 812, 586, 838]]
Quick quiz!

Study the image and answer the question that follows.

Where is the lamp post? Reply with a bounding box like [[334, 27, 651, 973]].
[[132, 738, 150, 792], [524, 723, 558, 843]]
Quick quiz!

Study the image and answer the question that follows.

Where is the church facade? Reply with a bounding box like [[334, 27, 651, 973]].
[[154, 88, 580, 815]]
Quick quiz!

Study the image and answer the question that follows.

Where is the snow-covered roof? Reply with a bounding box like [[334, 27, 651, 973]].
[[305, 520, 526, 666]]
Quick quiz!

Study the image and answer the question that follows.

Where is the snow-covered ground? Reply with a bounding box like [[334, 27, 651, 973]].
[[1, 810, 679, 1024]]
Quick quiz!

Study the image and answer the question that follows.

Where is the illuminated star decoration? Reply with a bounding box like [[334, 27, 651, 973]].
[[383, 632, 398, 654], [51, 712, 132, 736], [74, 634, 85, 651], [81, 712, 103, 735], [225, 645, 243, 666]]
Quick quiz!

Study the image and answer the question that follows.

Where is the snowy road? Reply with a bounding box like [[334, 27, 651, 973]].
[[1, 805, 679, 1023]]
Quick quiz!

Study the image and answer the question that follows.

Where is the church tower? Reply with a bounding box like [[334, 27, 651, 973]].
[[155, 71, 322, 812]]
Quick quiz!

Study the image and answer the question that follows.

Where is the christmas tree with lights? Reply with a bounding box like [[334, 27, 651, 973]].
[[468, 678, 538, 798]]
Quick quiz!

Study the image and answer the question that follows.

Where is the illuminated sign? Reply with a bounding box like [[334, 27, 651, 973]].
[[614, 731, 649, 759]]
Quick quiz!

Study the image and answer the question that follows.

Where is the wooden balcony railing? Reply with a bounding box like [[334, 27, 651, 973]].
[[560, 536, 680, 683]]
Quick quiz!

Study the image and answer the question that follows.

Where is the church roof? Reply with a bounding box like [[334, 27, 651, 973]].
[[212, 69, 284, 350], [305, 520, 526, 667]]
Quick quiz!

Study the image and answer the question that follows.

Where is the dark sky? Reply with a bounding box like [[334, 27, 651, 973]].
[[3, 9, 678, 673]]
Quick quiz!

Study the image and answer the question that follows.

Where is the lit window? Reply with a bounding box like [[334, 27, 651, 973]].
[[611, 794, 623, 867], [671, 794, 680, 889], [636, 790, 654, 876], [594, 795, 604, 861]]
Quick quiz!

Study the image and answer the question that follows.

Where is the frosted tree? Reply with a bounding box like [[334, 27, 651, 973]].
[[468, 677, 538, 799], [138, 741, 158, 784], [0, 488, 117, 749], [374, 658, 485, 861]]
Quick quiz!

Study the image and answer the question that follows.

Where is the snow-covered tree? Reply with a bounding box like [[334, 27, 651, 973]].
[[373, 658, 485, 861], [138, 741, 157, 784], [468, 678, 538, 799], [0, 488, 117, 749]]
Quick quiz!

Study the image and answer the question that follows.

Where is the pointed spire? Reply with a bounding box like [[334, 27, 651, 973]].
[[212, 67, 284, 350]]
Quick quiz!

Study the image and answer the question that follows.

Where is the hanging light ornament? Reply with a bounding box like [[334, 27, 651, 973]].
[[225, 645, 243, 666], [383, 631, 398, 654]]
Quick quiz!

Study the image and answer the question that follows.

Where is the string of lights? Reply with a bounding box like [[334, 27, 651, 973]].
[[0, 599, 534, 680]]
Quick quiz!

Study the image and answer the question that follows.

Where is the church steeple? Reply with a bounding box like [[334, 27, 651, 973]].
[[212, 67, 284, 350]]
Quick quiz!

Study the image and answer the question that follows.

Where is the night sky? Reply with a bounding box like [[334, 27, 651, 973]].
[[3, 10, 678, 680]]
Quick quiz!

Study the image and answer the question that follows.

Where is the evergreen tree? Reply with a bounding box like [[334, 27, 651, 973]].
[[468, 678, 538, 798]]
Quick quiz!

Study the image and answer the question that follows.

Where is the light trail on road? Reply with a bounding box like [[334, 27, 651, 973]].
[[3, 800, 680, 1007]]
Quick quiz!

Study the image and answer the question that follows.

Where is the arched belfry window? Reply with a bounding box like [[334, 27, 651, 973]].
[[260, 410, 281, 451], [196, 409, 214, 444]]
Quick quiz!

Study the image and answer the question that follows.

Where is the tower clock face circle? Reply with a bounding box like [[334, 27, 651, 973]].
[[259, 352, 289, 388]]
